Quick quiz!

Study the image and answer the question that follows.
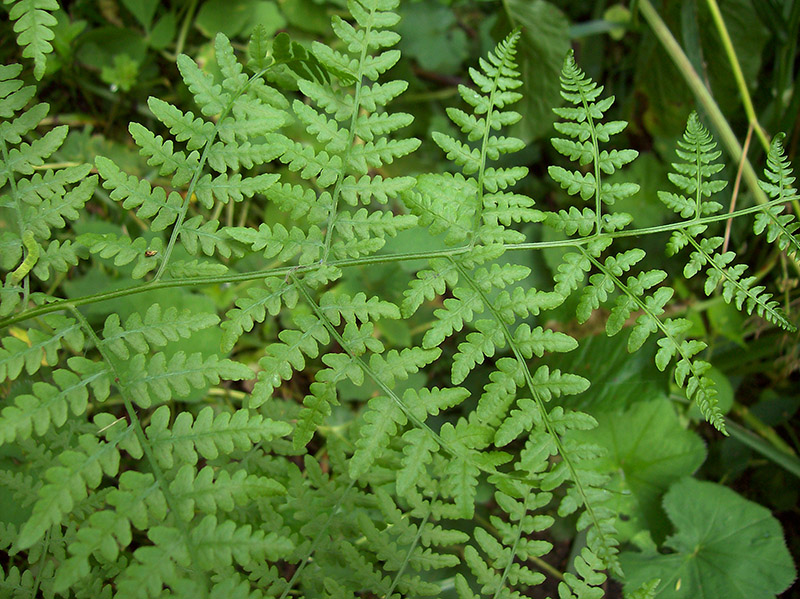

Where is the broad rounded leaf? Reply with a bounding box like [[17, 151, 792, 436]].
[[620, 477, 796, 599]]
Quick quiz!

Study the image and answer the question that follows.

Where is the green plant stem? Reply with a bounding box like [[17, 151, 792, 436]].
[[30, 528, 50, 599], [384, 511, 430, 599], [726, 419, 800, 480], [732, 404, 797, 458], [174, 0, 199, 59], [321, 5, 374, 263], [68, 305, 211, 597], [637, 0, 781, 214], [3, 192, 793, 330], [703, 0, 770, 151]]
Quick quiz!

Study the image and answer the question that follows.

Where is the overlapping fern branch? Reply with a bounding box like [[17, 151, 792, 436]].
[[545, 56, 733, 432], [403, 31, 621, 595]]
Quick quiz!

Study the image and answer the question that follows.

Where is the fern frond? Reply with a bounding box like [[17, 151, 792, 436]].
[[1, 64, 96, 307], [413, 30, 539, 248], [77, 233, 163, 279], [122, 351, 253, 408], [247, 0, 419, 263], [0, 313, 84, 382], [220, 278, 298, 352], [459, 484, 553, 598], [101, 304, 220, 360], [0, 364, 111, 445], [17, 433, 126, 549], [757, 133, 800, 258], [661, 116, 795, 331], [169, 464, 285, 522], [90, 34, 292, 280], [657, 112, 725, 219], [250, 314, 330, 406], [549, 50, 638, 236]]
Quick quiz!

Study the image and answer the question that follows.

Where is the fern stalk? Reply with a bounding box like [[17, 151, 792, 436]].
[[637, 0, 797, 217], [384, 510, 431, 599], [3, 187, 798, 331], [703, 0, 770, 151], [291, 274, 458, 460], [470, 29, 522, 247]]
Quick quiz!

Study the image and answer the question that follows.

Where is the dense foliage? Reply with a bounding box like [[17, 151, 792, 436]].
[[1, 0, 798, 598]]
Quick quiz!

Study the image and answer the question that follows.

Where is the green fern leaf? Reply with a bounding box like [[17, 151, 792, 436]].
[[77, 233, 163, 279], [0, 364, 111, 445], [251, 314, 329, 406], [17, 433, 124, 548], [0, 313, 83, 382], [169, 464, 285, 522], [549, 50, 637, 235], [351, 395, 407, 478], [756, 133, 800, 258], [220, 278, 298, 352], [657, 112, 725, 219]]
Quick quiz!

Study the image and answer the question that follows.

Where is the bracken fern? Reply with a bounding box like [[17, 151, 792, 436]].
[[0, 2, 797, 599]]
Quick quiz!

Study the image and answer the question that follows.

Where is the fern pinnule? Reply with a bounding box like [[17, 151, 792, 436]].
[[5, 0, 58, 80]]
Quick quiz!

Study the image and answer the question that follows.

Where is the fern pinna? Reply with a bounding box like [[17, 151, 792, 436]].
[[1, 0, 799, 597]]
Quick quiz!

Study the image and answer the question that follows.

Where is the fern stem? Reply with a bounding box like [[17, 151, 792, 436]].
[[469, 33, 518, 248], [291, 274, 460, 460], [491, 490, 532, 599], [723, 123, 753, 253], [3, 192, 795, 330], [67, 305, 211, 598], [703, 0, 770, 151], [30, 528, 50, 599], [474, 512, 565, 581], [173, 0, 199, 59], [453, 260, 620, 571], [577, 88, 605, 236]]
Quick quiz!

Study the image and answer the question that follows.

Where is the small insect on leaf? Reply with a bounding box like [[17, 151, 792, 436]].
[[145, 250, 158, 257]]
